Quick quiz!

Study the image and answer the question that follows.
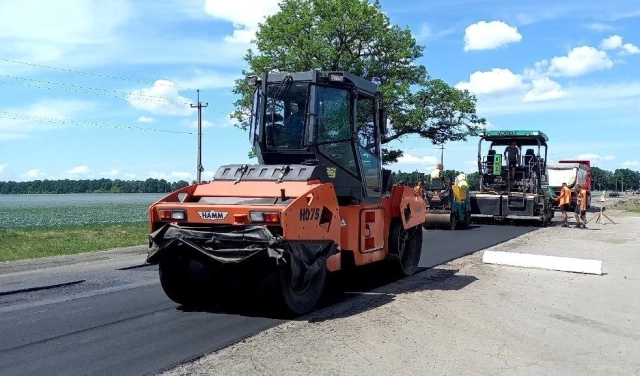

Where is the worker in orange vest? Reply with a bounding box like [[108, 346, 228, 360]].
[[575, 184, 588, 228], [558, 182, 571, 227]]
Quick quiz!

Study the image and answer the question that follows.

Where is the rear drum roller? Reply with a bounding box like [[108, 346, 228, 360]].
[[388, 221, 423, 277], [277, 255, 327, 316], [159, 251, 216, 307]]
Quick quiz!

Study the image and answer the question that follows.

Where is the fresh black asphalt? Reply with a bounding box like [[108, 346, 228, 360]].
[[0, 225, 535, 376]]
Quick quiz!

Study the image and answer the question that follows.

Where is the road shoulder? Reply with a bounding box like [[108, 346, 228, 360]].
[[0, 245, 147, 275], [163, 205, 640, 376]]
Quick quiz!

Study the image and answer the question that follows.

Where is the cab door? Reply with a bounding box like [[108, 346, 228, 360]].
[[355, 92, 382, 201]]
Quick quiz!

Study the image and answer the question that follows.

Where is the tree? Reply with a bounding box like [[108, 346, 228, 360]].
[[591, 167, 612, 191], [231, 0, 486, 164]]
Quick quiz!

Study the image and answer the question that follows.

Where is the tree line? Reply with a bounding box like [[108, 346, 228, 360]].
[[1, 167, 636, 195], [395, 166, 640, 192], [0, 178, 191, 194]]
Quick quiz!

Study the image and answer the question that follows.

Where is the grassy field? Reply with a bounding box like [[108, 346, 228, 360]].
[[0, 193, 162, 262], [0, 223, 149, 262]]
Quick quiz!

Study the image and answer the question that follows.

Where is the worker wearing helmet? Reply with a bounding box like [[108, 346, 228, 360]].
[[455, 172, 469, 190], [430, 164, 444, 193], [430, 164, 443, 180]]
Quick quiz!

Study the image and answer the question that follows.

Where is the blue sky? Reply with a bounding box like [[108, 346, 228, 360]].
[[1, 0, 640, 182]]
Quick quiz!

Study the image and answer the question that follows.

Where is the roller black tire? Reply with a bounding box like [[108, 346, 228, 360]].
[[388, 221, 423, 277], [277, 256, 327, 316], [159, 252, 215, 307]]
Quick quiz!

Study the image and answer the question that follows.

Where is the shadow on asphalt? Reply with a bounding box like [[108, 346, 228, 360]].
[[177, 262, 478, 322], [307, 268, 478, 323]]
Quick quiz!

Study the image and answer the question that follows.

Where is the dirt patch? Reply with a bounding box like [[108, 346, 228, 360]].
[[608, 197, 640, 211]]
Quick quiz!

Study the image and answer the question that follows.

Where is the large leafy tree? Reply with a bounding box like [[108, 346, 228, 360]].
[[232, 0, 486, 163]]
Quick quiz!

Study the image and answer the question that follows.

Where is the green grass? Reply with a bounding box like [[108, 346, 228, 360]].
[[629, 205, 640, 214], [0, 222, 149, 262]]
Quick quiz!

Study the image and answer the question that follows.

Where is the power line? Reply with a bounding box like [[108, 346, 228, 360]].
[[0, 77, 236, 111], [0, 79, 198, 106], [0, 74, 193, 105], [0, 111, 243, 140], [0, 58, 200, 91]]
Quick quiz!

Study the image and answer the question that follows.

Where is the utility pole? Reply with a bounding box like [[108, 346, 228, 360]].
[[439, 144, 444, 165], [191, 89, 208, 183]]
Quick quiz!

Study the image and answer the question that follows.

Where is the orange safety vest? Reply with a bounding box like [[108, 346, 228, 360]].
[[578, 190, 587, 210], [559, 186, 571, 205]]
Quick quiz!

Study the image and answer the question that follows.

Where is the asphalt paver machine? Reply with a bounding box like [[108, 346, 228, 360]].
[[469, 130, 554, 226]]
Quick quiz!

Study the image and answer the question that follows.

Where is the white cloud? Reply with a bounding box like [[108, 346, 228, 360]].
[[621, 43, 640, 55], [600, 35, 640, 55], [547, 46, 613, 77], [204, 0, 281, 44], [455, 68, 528, 97], [397, 153, 439, 166], [24, 169, 46, 179], [137, 116, 155, 123], [474, 81, 640, 116], [124, 173, 137, 179], [0, 0, 131, 69], [148, 171, 194, 181], [585, 23, 614, 32], [523, 77, 568, 102], [576, 154, 616, 162], [415, 23, 454, 41], [0, 164, 6, 173], [171, 70, 237, 90], [463, 21, 522, 51], [126, 79, 195, 116], [0, 99, 97, 141], [622, 161, 640, 167], [577, 154, 601, 160], [66, 165, 90, 175], [522, 60, 550, 80], [600, 35, 623, 50]]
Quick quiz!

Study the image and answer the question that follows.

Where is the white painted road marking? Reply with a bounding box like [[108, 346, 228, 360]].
[[483, 250, 603, 275]]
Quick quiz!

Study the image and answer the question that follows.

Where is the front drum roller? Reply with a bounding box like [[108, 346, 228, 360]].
[[423, 213, 453, 230]]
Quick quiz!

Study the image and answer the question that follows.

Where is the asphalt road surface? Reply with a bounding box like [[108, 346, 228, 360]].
[[0, 225, 536, 376]]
